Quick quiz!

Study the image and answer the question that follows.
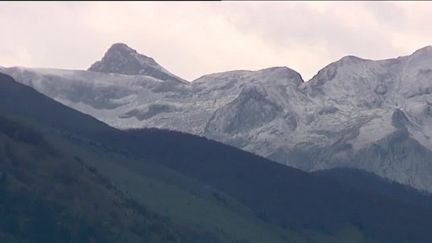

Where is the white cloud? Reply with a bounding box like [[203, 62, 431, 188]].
[[0, 2, 431, 81]]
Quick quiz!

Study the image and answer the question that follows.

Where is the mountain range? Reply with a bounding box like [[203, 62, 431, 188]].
[[2, 71, 432, 242], [2, 43, 432, 193]]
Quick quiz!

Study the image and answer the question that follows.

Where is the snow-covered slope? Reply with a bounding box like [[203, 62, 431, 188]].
[[3, 43, 432, 193]]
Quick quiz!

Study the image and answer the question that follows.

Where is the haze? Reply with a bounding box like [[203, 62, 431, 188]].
[[1, 1, 432, 81]]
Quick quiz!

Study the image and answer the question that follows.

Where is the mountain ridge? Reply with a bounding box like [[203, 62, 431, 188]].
[[3, 43, 432, 193], [2, 72, 432, 242]]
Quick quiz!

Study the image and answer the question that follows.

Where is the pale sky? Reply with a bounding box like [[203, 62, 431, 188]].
[[1, 1, 432, 81]]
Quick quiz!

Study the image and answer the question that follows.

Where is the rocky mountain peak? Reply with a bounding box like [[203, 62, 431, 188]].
[[88, 43, 186, 83], [410, 45, 432, 57], [193, 66, 303, 87], [257, 66, 304, 84], [336, 55, 367, 65]]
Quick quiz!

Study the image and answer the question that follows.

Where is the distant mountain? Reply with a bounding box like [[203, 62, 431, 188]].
[[2, 72, 432, 243], [3, 44, 432, 193], [89, 43, 186, 83]]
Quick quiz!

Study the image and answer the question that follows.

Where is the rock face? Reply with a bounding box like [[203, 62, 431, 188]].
[[88, 43, 185, 83], [3, 44, 432, 192]]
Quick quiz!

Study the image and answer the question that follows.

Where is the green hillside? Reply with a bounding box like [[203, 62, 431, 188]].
[[0, 113, 369, 243]]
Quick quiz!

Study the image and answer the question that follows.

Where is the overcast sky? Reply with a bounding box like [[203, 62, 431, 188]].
[[1, 1, 432, 81]]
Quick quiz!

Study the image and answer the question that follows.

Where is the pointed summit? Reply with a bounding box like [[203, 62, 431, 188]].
[[88, 43, 186, 83]]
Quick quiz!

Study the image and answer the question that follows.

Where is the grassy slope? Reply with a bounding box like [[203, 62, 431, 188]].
[[0, 113, 370, 243], [51, 120, 308, 243], [61, 121, 380, 242], [0, 115, 188, 243]]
